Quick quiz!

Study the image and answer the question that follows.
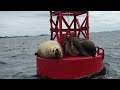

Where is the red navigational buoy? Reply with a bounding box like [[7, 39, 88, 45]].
[[36, 11, 105, 79]]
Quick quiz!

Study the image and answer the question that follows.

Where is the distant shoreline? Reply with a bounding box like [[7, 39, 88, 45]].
[[0, 34, 50, 38], [0, 30, 120, 38]]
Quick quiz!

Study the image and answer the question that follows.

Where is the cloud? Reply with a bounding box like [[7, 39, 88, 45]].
[[0, 11, 120, 36], [90, 11, 120, 32], [0, 11, 50, 36]]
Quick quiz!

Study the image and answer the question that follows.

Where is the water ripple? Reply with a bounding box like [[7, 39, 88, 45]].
[[0, 31, 120, 79]]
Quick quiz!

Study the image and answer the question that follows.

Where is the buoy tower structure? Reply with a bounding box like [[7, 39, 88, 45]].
[[36, 11, 105, 79]]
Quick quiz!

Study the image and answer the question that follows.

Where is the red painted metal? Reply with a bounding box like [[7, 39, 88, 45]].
[[36, 11, 105, 79], [50, 11, 89, 45], [36, 48, 104, 79]]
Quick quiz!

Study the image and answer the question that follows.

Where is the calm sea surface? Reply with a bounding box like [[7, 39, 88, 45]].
[[0, 31, 120, 79]]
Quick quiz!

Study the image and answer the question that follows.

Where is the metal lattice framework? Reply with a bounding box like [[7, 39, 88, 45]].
[[50, 11, 89, 45]]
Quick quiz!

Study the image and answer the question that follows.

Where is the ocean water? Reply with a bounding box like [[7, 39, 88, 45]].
[[0, 31, 120, 79]]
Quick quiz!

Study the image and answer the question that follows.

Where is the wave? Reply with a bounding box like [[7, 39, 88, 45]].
[[0, 61, 7, 65]]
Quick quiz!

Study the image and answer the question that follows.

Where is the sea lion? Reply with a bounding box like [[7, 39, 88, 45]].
[[71, 36, 96, 57], [63, 36, 96, 57], [62, 36, 79, 56], [35, 40, 63, 59]]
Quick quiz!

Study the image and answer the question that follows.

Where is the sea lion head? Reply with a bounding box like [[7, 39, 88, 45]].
[[66, 35, 73, 42], [50, 47, 63, 59]]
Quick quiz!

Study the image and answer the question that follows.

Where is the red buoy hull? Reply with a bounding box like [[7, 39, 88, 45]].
[[36, 54, 104, 79]]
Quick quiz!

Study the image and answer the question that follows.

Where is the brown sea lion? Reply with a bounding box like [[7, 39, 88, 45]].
[[71, 36, 96, 57], [81, 39, 96, 57], [63, 36, 96, 57], [62, 36, 79, 56]]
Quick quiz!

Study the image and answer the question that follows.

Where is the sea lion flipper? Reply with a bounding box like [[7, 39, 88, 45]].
[[35, 52, 40, 57]]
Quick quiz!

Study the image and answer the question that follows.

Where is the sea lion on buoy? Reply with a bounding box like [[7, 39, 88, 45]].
[[81, 39, 96, 57], [71, 36, 96, 57], [35, 40, 63, 59], [63, 36, 96, 57], [62, 36, 79, 56]]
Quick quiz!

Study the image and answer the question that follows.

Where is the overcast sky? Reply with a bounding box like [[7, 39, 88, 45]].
[[0, 11, 120, 36]]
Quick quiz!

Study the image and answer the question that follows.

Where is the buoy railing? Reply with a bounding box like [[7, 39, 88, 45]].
[[96, 46, 104, 60]]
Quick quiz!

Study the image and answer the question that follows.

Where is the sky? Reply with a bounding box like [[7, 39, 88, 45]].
[[0, 11, 120, 36]]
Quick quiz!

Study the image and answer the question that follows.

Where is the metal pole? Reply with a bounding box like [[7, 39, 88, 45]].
[[59, 11, 62, 44], [87, 11, 89, 39], [74, 15, 77, 37]]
